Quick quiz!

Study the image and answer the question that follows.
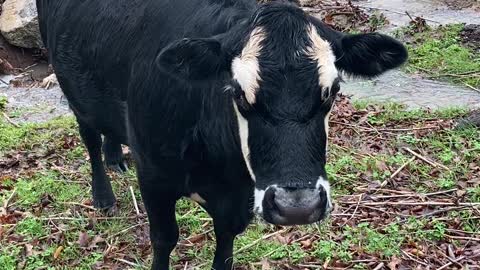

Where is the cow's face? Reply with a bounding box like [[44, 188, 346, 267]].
[[156, 2, 407, 225]]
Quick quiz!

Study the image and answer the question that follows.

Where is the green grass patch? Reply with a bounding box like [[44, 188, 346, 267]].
[[396, 24, 480, 87]]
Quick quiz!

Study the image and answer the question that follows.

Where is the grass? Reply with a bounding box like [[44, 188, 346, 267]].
[[396, 23, 480, 88], [1, 98, 479, 269]]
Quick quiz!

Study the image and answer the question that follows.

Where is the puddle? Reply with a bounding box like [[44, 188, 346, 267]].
[[342, 70, 480, 109], [328, 0, 480, 109], [356, 0, 480, 28], [0, 84, 71, 124]]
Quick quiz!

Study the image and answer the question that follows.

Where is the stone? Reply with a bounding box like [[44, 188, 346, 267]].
[[0, 0, 43, 48]]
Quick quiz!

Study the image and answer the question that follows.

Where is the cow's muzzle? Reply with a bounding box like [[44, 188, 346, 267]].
[[261, 185, 330, 225]]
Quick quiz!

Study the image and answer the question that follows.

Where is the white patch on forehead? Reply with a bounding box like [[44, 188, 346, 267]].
[[316, 176, 332, 209], [233, 103, 256, 181], [231, 27, 266, 105], [190, 193, 206, 204], [254, 188, 265, 214], [306, 24, 338, 98]]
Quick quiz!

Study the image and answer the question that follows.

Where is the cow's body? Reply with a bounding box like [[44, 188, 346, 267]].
[[37, 0, 407, 269]]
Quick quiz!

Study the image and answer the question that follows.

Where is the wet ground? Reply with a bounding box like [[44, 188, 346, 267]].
[[356, 0, 480, 28], [316, 0, 480, 109], [342, 70, 480, 109]]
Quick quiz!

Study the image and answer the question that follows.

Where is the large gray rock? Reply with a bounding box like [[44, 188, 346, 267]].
[[0, 0, 43, 48]]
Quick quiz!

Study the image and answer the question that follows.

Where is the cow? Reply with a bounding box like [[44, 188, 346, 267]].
[[36, 0, 407, 269]]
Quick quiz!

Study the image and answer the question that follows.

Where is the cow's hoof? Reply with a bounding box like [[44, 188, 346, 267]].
[[94, 199, 118, 216], [107, 161, 128, 173], [101, 204, 119, 216]]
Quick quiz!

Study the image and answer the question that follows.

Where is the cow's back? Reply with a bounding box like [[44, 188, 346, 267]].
[[37, 0, 256, 96]]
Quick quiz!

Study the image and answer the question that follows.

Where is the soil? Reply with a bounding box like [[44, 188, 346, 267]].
[[460, 24, 480, 53], [457, 109, 480, 128], [442, 0, 480, 10], [0, 36, 46, 75]]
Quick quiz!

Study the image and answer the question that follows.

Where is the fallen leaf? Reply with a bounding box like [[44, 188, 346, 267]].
[[78, 231, 89, 247], [387, 256, 402, 270], [53, 246, 64, 259]]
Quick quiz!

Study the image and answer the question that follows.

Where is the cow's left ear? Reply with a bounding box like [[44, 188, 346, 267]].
[[334, 33, 408, 78], [156, 38, 229, 81]]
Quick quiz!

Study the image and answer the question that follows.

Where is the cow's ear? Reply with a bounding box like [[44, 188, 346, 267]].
[[156, 38, 229, 81], [334, 33, 408, 78]]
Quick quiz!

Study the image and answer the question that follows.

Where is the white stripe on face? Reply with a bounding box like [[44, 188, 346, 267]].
[[231, 27, 266, 105], [306, 24, 338, 98], [324, 108, 332, 154], [233, 103, 256, 181], [316, 176, 332, 209]]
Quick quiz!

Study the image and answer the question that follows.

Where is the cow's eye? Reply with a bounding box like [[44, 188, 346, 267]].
[[229, 81, 251, 111], [331, 83, 341, 94]]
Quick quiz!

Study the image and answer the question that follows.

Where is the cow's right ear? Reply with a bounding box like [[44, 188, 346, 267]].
[[156, 38, 229, 81]]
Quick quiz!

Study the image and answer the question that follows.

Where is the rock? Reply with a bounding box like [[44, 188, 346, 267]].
[[0, 0, 43, 49], [456, 110, 480, 129]]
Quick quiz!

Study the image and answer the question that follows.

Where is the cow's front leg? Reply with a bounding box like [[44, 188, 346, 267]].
[[212, 218, 236, 270], [138, 174, 179, 270], [208, 194, 252, 270]]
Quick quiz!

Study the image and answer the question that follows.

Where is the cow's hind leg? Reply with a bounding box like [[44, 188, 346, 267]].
[[103, 137, 128, 173], [78, 121, 117, 215]]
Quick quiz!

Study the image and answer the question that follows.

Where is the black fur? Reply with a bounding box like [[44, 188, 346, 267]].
[[37, 0, 407, 269]]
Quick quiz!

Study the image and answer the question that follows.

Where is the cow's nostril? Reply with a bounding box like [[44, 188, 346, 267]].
[[264, 187, 276, 209], [274, 192, 322, 218], [262, 187, 327, 225]]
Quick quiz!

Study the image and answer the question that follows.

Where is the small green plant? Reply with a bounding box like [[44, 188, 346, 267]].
[[0, 96, 7, 111], [401, 24, 480, 87]]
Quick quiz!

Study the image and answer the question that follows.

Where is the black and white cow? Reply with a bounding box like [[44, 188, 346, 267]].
[[37, 0, 407, 269]]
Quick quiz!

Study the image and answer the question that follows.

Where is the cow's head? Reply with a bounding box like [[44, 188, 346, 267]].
[[156, 1, 407, 225]]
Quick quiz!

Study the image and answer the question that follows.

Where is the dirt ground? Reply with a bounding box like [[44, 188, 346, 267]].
[[461, 24, 480, 53], [442, 0, 480, 10]]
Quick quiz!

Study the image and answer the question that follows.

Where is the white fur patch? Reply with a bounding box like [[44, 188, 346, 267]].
[[233, 103, 256, 181], [190, 193, 206, 204], [254, 188, 266, 214], [324, 109, 332, 154], [316, 176, 332, 209], [231, 27, 266, 105], [306, 24, 338, 97]]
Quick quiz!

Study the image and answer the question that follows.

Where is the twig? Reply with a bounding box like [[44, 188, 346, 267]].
[[341, 194, 362, 226], [107, 222, 147, 240], [369, 189, 457, 200], [338, 201, 480, 207], [436, 247, 463, 269], [381, 156, 415, 187], [445, 235, 480, 242], [40, 215, 146, 221], [401, 250, 429, 267], [113, 258, 145, 268], [2, 112, 19, 127], [373, 263, 384, 270], [464, 83, 480, 94], [1, 188, 17, 215], [129, 186, 140, 216], [61, 202, 96, 210], [437, 249, 480, 270], [403, 147, 450, 171], [0, 77, 9, 85], [235, 229, 287, 254], [420, 206, 466, 217]]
